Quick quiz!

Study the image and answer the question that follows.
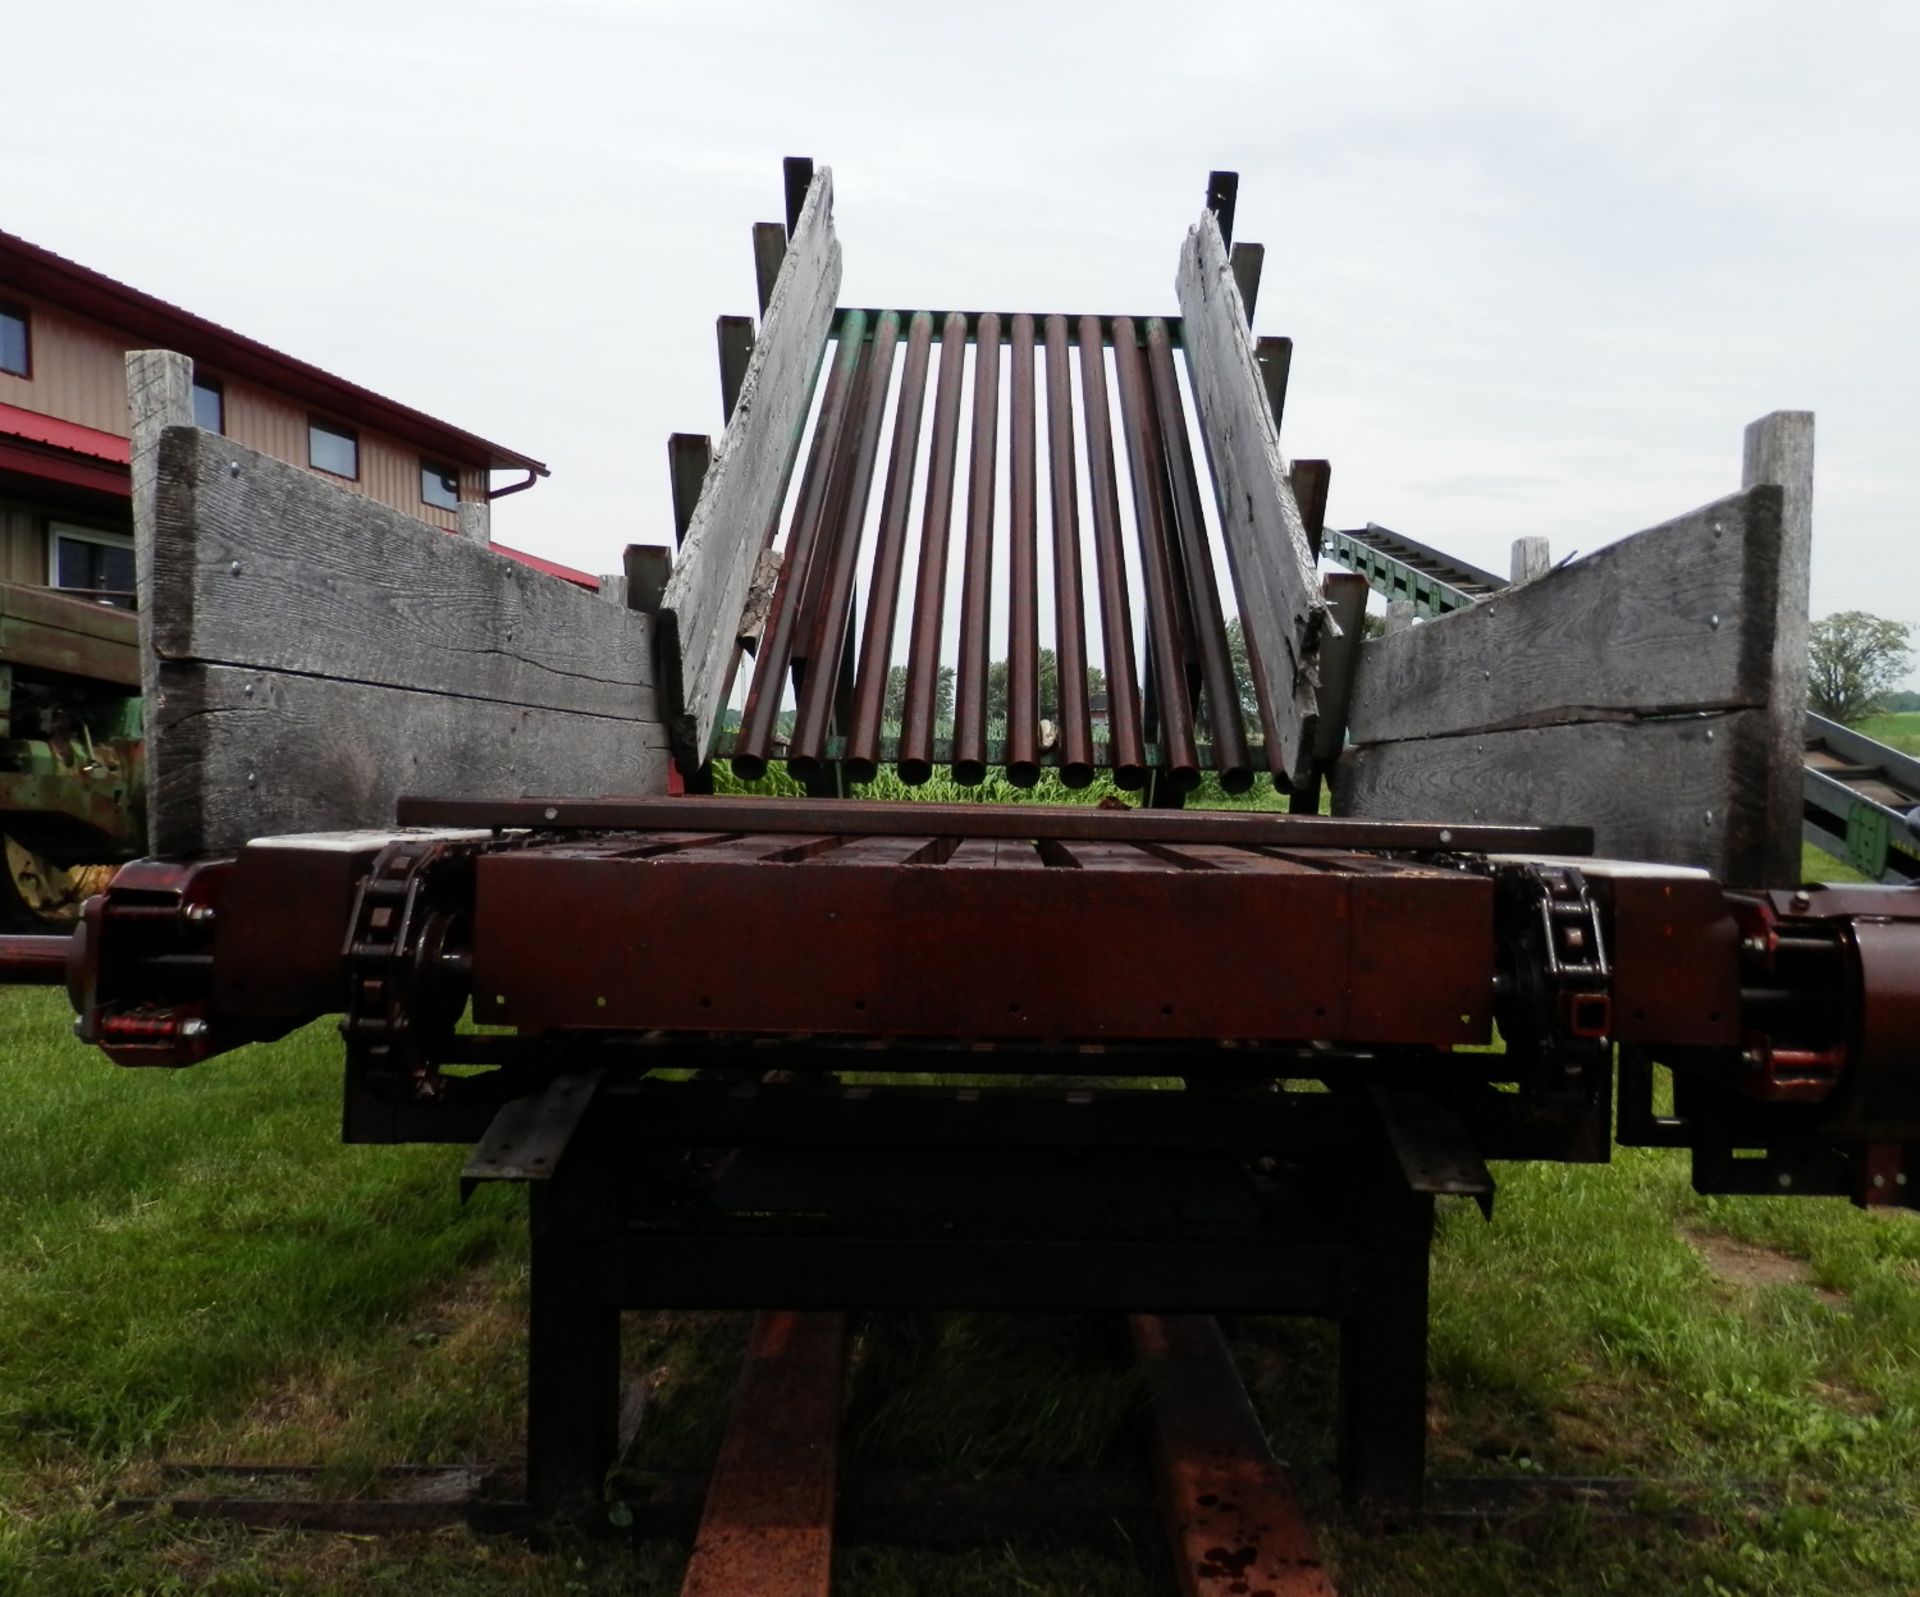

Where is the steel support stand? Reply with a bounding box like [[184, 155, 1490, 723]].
[[1335, 1186, 1433, 1506], [527, 1144, 620, 1518]]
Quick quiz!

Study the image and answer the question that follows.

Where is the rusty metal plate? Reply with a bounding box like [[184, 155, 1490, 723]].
[[1608, 874, 1742, 1047], [472, 835, 1494, 1049]]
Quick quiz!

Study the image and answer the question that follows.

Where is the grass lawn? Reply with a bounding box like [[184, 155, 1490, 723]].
[[0, 843, 1913, 1593], [1853, 711, 1920, 757]]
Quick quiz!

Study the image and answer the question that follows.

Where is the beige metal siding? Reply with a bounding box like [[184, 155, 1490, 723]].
[[1, 297, 473, 531], [0, 296, 132, 436]]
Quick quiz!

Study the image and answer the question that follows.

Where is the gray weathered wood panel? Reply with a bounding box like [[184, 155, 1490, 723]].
[[660, 167, 842, 765], [1176, 210, 1324, 783], [148, 428, 658, 723], [148, 663, 669, 857], [137, 422, 667, 857], [1334, 710, 1771, 875], [1345, 487, 1782, 747]]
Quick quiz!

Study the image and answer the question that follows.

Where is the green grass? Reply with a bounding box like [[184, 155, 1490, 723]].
[[1852, 711, 1920, 756]]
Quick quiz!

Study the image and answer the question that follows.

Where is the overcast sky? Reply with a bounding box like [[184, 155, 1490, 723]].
[[9, 0, 1917, 682]]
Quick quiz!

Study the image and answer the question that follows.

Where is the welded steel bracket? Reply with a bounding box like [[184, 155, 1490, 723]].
[[1368, 1083, 1496, 1220], [461, 1073, 602, 1201]]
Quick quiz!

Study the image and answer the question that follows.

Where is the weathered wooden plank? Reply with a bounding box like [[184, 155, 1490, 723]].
[[659, 167, 842, 766], [1344, 487, 1782, 748], [1742, 411, 1814, 888], [146, 427, 658, 723], [1177, 210, 1324, 783], [1333, 710, 1771, 875], [146, 663, 669, 857]]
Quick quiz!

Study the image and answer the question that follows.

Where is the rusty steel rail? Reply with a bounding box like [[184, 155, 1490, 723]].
[[1134, 1314, 1337, 1597], [679, 1311, 846, 1597], [844, 313, 934, 783], [898, 312, 968, 785], [1046, 314, 1095, 786]]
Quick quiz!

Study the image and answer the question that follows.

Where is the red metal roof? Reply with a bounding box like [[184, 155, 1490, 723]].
[[494, 542, 598, 590], [0, 401, 129, 466], [0, 228, 547, 480]]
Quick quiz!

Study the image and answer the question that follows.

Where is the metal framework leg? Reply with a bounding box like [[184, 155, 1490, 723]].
[[527, 1167, 620, 1517], [1335, 1189, 1433, 1506]]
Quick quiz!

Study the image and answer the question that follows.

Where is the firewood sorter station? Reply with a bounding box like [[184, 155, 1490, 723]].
[[4, 160, 1916, 1583]]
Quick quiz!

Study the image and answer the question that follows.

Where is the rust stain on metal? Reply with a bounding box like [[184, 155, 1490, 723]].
[[1132, 1314, 1337, 1597]]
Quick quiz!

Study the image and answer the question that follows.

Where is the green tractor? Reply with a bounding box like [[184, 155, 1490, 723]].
[[0, 582, 143, 929]]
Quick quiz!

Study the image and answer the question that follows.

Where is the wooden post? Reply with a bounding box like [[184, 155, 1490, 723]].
[[456, 500, 491, 547], [752, 222, 788, 318], [1289, 459, 1332, 561], [1741, 411, 1815, 889], [1229, 241, 1264, 326], [1255, 335, 1291, 433], [717, 316, 755, 424], [623, 543, 673, 616], [126, 350, 193, 657], [667, 433, 712, 548], [1509, 535, 1549, 586]]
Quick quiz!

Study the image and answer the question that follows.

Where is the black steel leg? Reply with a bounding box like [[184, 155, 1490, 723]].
[[1336, 1191, 1433, 1507], [527, 1176, 619, 1517]]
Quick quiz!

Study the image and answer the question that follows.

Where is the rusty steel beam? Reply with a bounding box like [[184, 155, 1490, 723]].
[[953, 313, 1002, 785], [789, 312, 901, 778], [1006, 313, 1041, 787], [734, 315, 868, 779], [845, 312, 935, 784], [1146, 318, 1254, 793], [0, 933, 70, 985], [1045, 314, 1095, 787], [1077, 314, 1146, 788], [900, 312, 969, 784], [1112, 317, 1200, 792], [679, 1311, 845, 1597], [1131, 1314, 1336, 1597]]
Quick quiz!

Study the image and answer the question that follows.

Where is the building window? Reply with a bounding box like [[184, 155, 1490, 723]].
[[421, 461, 461, 511], [49, 524, 136, 609], [0, 303, 27, 377], [309, 418, 358, 479], [192, 377, 224, 433]]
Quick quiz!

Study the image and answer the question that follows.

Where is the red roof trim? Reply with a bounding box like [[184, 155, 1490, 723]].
[[0, 438, 129, 497], [494, 541, 599, 590], [0, 402, 130, 466], [0, 228, 548, 480]]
